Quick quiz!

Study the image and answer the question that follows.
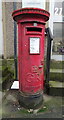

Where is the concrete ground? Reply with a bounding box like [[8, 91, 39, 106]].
[[1, 90, 64, 119]]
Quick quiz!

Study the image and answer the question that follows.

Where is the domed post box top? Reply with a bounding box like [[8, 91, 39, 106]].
[[12, 8, 50, 24]]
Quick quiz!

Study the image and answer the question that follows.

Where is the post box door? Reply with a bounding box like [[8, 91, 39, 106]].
[[18, 23, 45, 94]]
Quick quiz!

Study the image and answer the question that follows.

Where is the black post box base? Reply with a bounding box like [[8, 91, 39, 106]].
[[18, 91, 43, 109]]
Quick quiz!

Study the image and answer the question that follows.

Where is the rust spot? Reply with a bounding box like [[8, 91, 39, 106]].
[[41, 60, 44, 65], [32, 66, 38, 73]]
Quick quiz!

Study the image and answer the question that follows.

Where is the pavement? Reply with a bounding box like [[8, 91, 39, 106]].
[[1, 89, 64, 119]]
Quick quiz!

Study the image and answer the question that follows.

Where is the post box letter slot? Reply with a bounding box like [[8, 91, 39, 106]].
[[29, 37, 40, 54], [27, 27, 42, 33]]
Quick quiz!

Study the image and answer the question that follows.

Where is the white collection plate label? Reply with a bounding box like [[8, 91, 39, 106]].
[[30, 37, 40, 54]]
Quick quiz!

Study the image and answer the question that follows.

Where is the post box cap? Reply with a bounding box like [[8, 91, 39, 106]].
[[12, 8, 50, 23]]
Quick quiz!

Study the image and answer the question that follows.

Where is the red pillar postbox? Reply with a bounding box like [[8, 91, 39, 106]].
[[12, 8, 50, 109]]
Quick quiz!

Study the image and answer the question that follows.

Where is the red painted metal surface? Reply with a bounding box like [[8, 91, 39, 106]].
[[12, 8, 50, 94]]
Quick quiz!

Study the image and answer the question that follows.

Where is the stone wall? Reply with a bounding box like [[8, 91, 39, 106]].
[[2, 2, 22, 58]]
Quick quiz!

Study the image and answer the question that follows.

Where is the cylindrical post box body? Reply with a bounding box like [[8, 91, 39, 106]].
[[12, 8, 50, 109]]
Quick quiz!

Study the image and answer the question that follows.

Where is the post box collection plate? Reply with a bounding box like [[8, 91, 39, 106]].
[[30, 37, 40, 54]]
